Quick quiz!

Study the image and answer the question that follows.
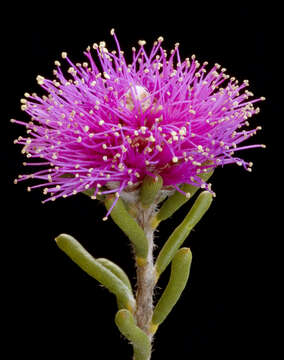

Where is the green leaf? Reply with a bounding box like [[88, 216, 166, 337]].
[[115, 309, 151, 360], [157, 171, 213, 222], [55, 234, 135, 312], [97, 258, 132, 292], [82, 188, 95, 197], [81, 187, 105, 200], [155, 191, 213, 278], [152, 248, 192, 328], [139, 175, 163, 208], [105, 196, 148, 260]]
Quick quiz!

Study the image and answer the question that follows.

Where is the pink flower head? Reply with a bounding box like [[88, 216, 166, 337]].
[[13, 30, 265, 215]]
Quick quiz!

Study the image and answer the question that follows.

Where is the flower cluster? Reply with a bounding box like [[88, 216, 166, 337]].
[[13, 30, 264, 214]]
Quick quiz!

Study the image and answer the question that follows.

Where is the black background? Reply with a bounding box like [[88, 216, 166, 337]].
[[3, 2, 280, 359]]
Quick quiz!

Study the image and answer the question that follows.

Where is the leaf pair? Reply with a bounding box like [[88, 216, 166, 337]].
[[55, 234, 135, 312], [55, 233, 151, 360]]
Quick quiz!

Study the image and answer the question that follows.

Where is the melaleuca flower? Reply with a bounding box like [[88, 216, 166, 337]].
[[12, 30, 265, 216]]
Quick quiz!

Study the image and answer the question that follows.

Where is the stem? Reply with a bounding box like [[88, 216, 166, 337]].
[[134, 204, 156, 358]]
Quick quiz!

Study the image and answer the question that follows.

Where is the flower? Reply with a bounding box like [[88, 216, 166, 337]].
[[12, 30, 265, 216]]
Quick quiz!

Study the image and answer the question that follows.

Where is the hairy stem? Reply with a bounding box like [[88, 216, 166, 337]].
[[134, 204, 156, 359], [135, 230, 154, 335]]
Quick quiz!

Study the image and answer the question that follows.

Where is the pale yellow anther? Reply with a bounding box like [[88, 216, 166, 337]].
[[140, 126, 147, 134], [103, 72, 110, 79], [36, 75, 45, 85], [146, 134, 155, 142], [124, 85, 151, 112]]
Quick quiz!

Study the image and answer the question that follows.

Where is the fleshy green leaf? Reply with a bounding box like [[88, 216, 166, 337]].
[[139, 175, 163, 208], [82, 187, 105, 200], [82, 187, 95, 197], [97, 258, 132, 292], [55, 234, 135, 312], [157, 171, 213, 222], [105, 196, 148, 259], [152, 248, 192, 329], [115, 309, 151, 360], [155, 191, 213, 278]]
